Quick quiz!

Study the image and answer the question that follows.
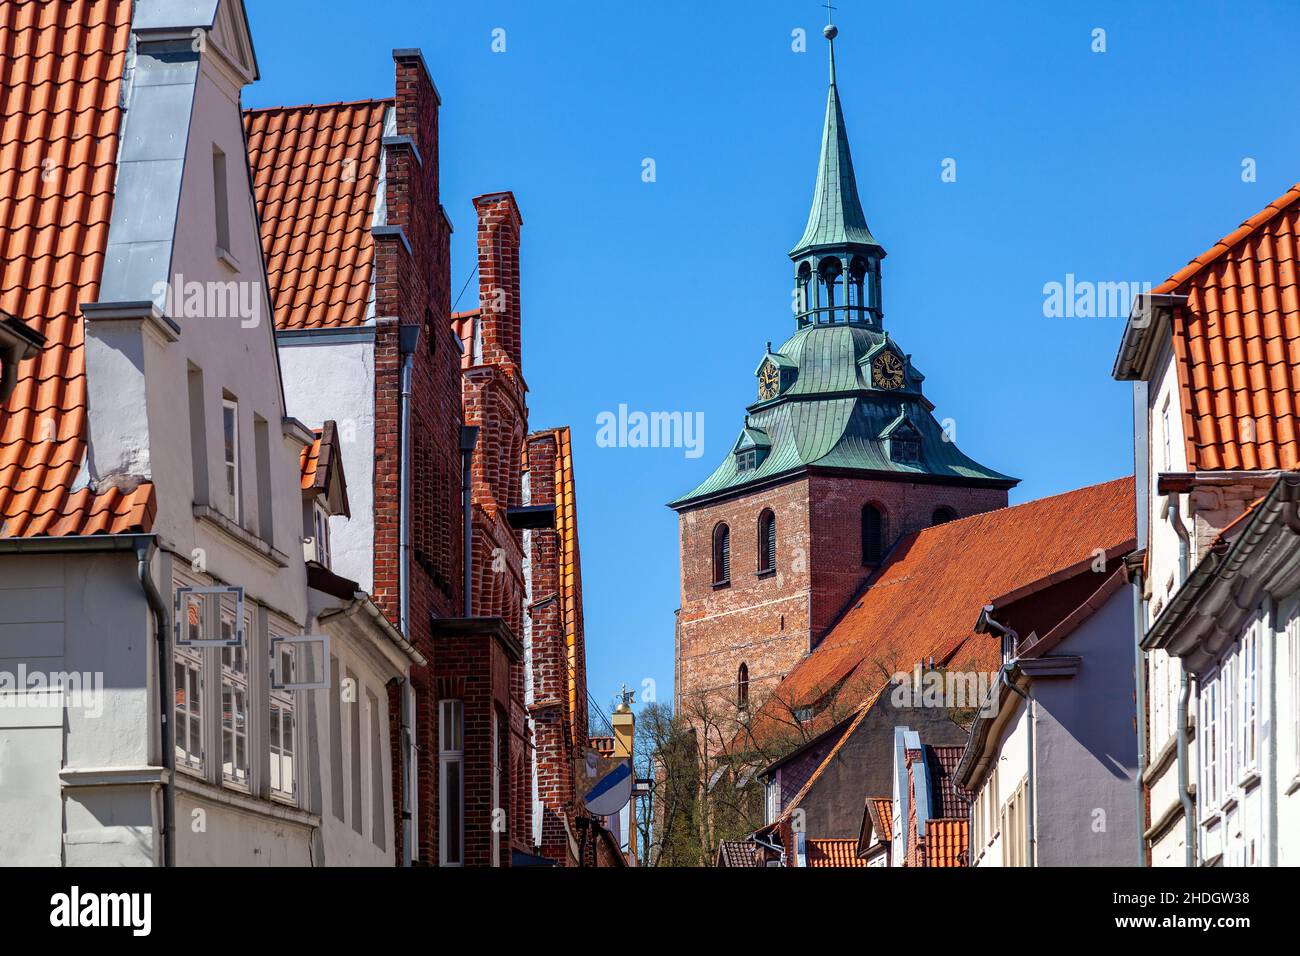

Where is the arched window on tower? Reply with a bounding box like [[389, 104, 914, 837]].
[[712, 523, 731, 586], [797, 262, 812, 321], [757, 509, 777, 575], [931, 506, 958, 526], [862, 504, 884, 564], [848, 256, 867, 321], [737, 662, 749, 709], [819, 258, 842, 323]]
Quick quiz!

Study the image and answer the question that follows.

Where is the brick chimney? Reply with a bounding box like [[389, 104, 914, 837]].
[[472, 191, 523, 378]]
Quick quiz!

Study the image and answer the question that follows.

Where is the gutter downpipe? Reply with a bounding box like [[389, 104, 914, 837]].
[[135, 540, 174, 868], [459, 425, 480, 618], [1131, 569, 1149, 867], [1169, 494, 1197, 868], [1176, 670, 1197, 867], [983, 610, 1036, 868], [397, 324, 420, 865]]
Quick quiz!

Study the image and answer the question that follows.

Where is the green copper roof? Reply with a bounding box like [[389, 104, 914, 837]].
[[789, 37, 881, 259], [669, 325, 1015, 509]]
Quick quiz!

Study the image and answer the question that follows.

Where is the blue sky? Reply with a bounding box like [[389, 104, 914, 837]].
[[243, 0, 1300, 717]]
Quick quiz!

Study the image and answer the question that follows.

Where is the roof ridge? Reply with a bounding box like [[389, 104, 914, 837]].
[[243, 96, 395, 116], [1154, 181, 1300, 294]]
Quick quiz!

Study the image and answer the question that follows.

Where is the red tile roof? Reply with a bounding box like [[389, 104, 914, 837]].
[[715, 840, 761, 867], [922, 819, 968, 868], [749, 478, 1135, 743], [244, 99, 390, 330], [867, 796, 892, 842], [1154, 183, 1300, 470], [806, 838, 867, 868], [0, 0, 157, 538]]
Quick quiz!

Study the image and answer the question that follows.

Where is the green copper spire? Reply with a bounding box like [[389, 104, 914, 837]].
[[790, 23, 881, 258]]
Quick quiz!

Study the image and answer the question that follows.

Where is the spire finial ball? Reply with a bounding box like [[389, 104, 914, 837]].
[[823, 23, 838, 40]]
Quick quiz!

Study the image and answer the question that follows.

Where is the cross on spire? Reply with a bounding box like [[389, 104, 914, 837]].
[[823, 0, 837, 26]]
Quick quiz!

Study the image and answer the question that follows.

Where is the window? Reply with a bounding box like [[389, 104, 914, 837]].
[[490, 707, 501, 867], [369, 691, 385, 850], [712, 523, 731, 586], [736, 449, 759, 472], [1290, 610, 1300, 773], [254, 414, 273, 541], [269, 640, 297, 802], [757, 509, 776, 574], [329, 656, 344, 821], [347, 668, 362, 832], [222, 398, 241, 523], [931, 506, 958, 526], [1001, 776, 1029, 867], [1161, 399, 1172, 473], [1201, 671, 1219, 812], [187, 365, 208, 505], [1240, 624, 1258, 774], [891, 435, 921, 464], [862, 504, 884, 564], [313, 506, 331, 567], [220, 608, 249, 789], [175, 640, 204, 774], [765, 778, 779, 824], [440, 699, 465, 866], [213, 145, 231, 254], [737, 662, 749, 709]]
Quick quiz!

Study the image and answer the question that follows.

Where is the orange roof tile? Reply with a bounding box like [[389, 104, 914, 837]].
[[868, 796, 892, 841], [1152, 183, 1300, 470], [244, 99, 391, 330], [922, 818, 968, 868], [299, 431, 322, 491], [806, 838, 867, 868], [749, 478, 1135, 744], [0, 0, 156, 539]]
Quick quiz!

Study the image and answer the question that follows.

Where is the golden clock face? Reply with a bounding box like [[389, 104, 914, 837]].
[[872, 352, 905, 390], [758, 360, 781, 400]]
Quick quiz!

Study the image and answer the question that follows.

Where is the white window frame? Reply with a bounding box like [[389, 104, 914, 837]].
[[439, 699, 465, 867], [1161, 399, 1172, 472], [267, 633, 306, 804], [1240, 624, 1258, 775], [1290, 608, 1300, 775], [174, 644, 204, 775], [222, 398, 241, 524], [219, 605, 251, 790], [1200, 670, 1219, 815]]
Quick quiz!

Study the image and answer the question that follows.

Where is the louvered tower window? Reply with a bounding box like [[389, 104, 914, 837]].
[[758, 509, 777, 574], [862, 504, 884, 564], [712, 523, 731, 586]]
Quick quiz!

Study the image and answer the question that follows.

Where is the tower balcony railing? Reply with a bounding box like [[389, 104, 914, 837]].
[[796, 303, 880, 328]]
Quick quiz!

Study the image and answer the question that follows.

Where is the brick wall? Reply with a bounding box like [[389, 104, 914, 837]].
[[368, 50, 464, 866], [460, 191, 533, 859], [675, 472, 1007, 750]]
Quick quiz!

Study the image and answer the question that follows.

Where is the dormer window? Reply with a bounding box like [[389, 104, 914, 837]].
[[737, 449, 759, 472], [891, 435, 920, 464]]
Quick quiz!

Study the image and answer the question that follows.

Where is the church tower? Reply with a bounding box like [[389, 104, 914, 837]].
[[670, 22, 1016, 726]]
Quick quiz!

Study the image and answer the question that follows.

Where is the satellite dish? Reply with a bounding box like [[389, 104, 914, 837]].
[[584, 759, 632, 816]]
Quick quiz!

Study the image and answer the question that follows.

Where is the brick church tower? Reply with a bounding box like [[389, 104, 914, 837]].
[[670, 24, 1017, 730]]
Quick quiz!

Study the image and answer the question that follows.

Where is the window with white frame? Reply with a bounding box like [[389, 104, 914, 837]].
[[1161, 399, 1172, 472], [1240, 624, 1258, 775], [313, 505, 331, 567], [269, 638, 297, 802], [222, 397, 241, 523], [1200, 671, 1219, 814], [1290, 608, 1300, 774], [1223, 652, 1236, 791], [1000, 776, 1028, 867], [439, 699, 464, 866], [175, 639, 204, 773], [220, 607, 249, 789]]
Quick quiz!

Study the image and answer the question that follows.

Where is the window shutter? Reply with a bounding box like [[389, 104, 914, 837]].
[[764, 513, 776, 571], [720, 529, 730, 581]]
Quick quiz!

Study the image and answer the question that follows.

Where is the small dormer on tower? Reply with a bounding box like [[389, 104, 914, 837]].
[[790, 22, 885, 330]]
